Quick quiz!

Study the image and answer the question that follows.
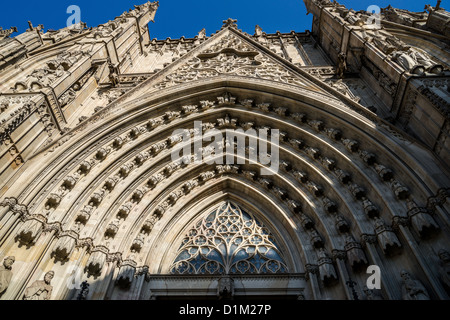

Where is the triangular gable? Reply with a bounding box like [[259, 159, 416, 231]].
[[117, 26, 337, 104]]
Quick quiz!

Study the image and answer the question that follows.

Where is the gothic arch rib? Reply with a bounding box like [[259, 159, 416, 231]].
[[0, 77, 449, 300]]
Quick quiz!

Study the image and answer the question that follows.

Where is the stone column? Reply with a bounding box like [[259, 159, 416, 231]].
[[393, 217, 449, 299], [332, 249, 355, 300], [361, 233, 395, 299], [90, 259, 117, 300], [131, 266, 148, 300], [9, 228, 57, 300], [305, 264, 321, 300]]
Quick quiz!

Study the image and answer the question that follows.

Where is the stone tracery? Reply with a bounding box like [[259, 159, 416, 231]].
[[170, 201, 289, 275]]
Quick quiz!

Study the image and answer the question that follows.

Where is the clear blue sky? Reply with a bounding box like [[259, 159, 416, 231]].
[[0, 1, 439, 39]]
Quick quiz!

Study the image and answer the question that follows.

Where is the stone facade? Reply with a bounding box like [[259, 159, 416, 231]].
[[0, 0, 449, 300]]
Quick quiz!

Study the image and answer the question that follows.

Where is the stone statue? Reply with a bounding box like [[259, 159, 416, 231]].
[[437, 249, 450, 289], [0, 256, 15, 296], [400, 270, 429, 300], [23, 271, 54, 300], [336, 52, 347, 79], [198, 28, 206, 39], [255, 25, 263, 37], [108, 60, 119, 87], [392, 48, 438, 74]]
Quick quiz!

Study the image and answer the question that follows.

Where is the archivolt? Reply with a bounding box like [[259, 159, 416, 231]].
[[1, 78, 449, 299]]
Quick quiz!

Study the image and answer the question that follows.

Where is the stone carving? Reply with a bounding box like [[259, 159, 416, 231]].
[[108, 60, 120, 87], [58, 68, 96, 108], [363, 285, 383, 300], [309, 229, 324, 248], [0, 26, 18, 39], [105, 219, 120, 239], [390, 180, 409, 200], [292, 170, 308, 183], [335, 215, 349, 232], [344, 234, 368, 271], [406, 199, 439, 238], [255, 25, 263, 37], [373, 217, 402, 255], [217, 276, 234, 299], [336, 52, 347, 78], [363, 199, 379, 218], [0, 256, 15, 296], [52, 231, 77, 261], [118, 202, 133, 219], [197, 28, 206, 40], [116, 260, 137, 289], [306, 181, 323, 197], [400, 270, 430, 300], [154, 33, 308, 91], [349, 183, 365, 200], [16, 218, 43, 246], [361, 56, 397, 97], [170, 201, 288, 275], [335, 169, 351, 184], [300, 213, 314, 229], [141, 216, 157, 234], [317, 248, 338, 286], [305, 146, 320, 159], [222, 18, 238, 29], [392, 48, 443, 75], [86, 247, 108, 277], [437, 249, 450, 289], [23, 271, 54, 300]]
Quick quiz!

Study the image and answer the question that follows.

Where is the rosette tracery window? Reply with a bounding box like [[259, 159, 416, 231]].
[[170, 201, 288, 275]]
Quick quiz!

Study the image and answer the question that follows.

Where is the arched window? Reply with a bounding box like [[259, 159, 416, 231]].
[[170, 201, 289, 274]]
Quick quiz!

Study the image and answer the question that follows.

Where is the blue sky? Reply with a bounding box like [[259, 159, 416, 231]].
[[0, 1, 438, 39]]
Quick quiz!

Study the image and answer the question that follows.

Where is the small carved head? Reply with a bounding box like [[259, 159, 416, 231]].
[[400, 270, 411, 281], [3, 256, 15, 269], [438, 249, 450, 262], [44, 271, 55, 284]]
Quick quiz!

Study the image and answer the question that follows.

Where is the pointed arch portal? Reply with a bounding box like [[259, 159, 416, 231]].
[[0, 14, 448, 301]]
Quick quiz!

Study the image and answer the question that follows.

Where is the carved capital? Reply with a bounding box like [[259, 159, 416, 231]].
[[360, 233, 377, 246], [332, 249, 347, 261], [392, 216, 409, 230], [305, 264, 319, 275]]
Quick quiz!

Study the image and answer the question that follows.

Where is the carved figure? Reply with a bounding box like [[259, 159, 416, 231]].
[[400, 270, 429, 300], [23, 271, 54, 300], [0, 256, 15, 296]]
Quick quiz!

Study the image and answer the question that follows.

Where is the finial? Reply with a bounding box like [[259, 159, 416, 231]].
[[222, 18, 238, 29]]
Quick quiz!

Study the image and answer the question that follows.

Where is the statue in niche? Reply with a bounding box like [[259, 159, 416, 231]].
[[23, 271, 54, 300], [0, 256, 15, 296], [400, 270, 430, 300]]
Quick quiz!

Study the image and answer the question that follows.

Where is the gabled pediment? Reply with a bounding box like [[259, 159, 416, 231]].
[[117, 25, 337, 105]]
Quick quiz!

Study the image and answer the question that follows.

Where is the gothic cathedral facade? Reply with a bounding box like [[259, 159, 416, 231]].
[[0, 1, 449, 300]]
